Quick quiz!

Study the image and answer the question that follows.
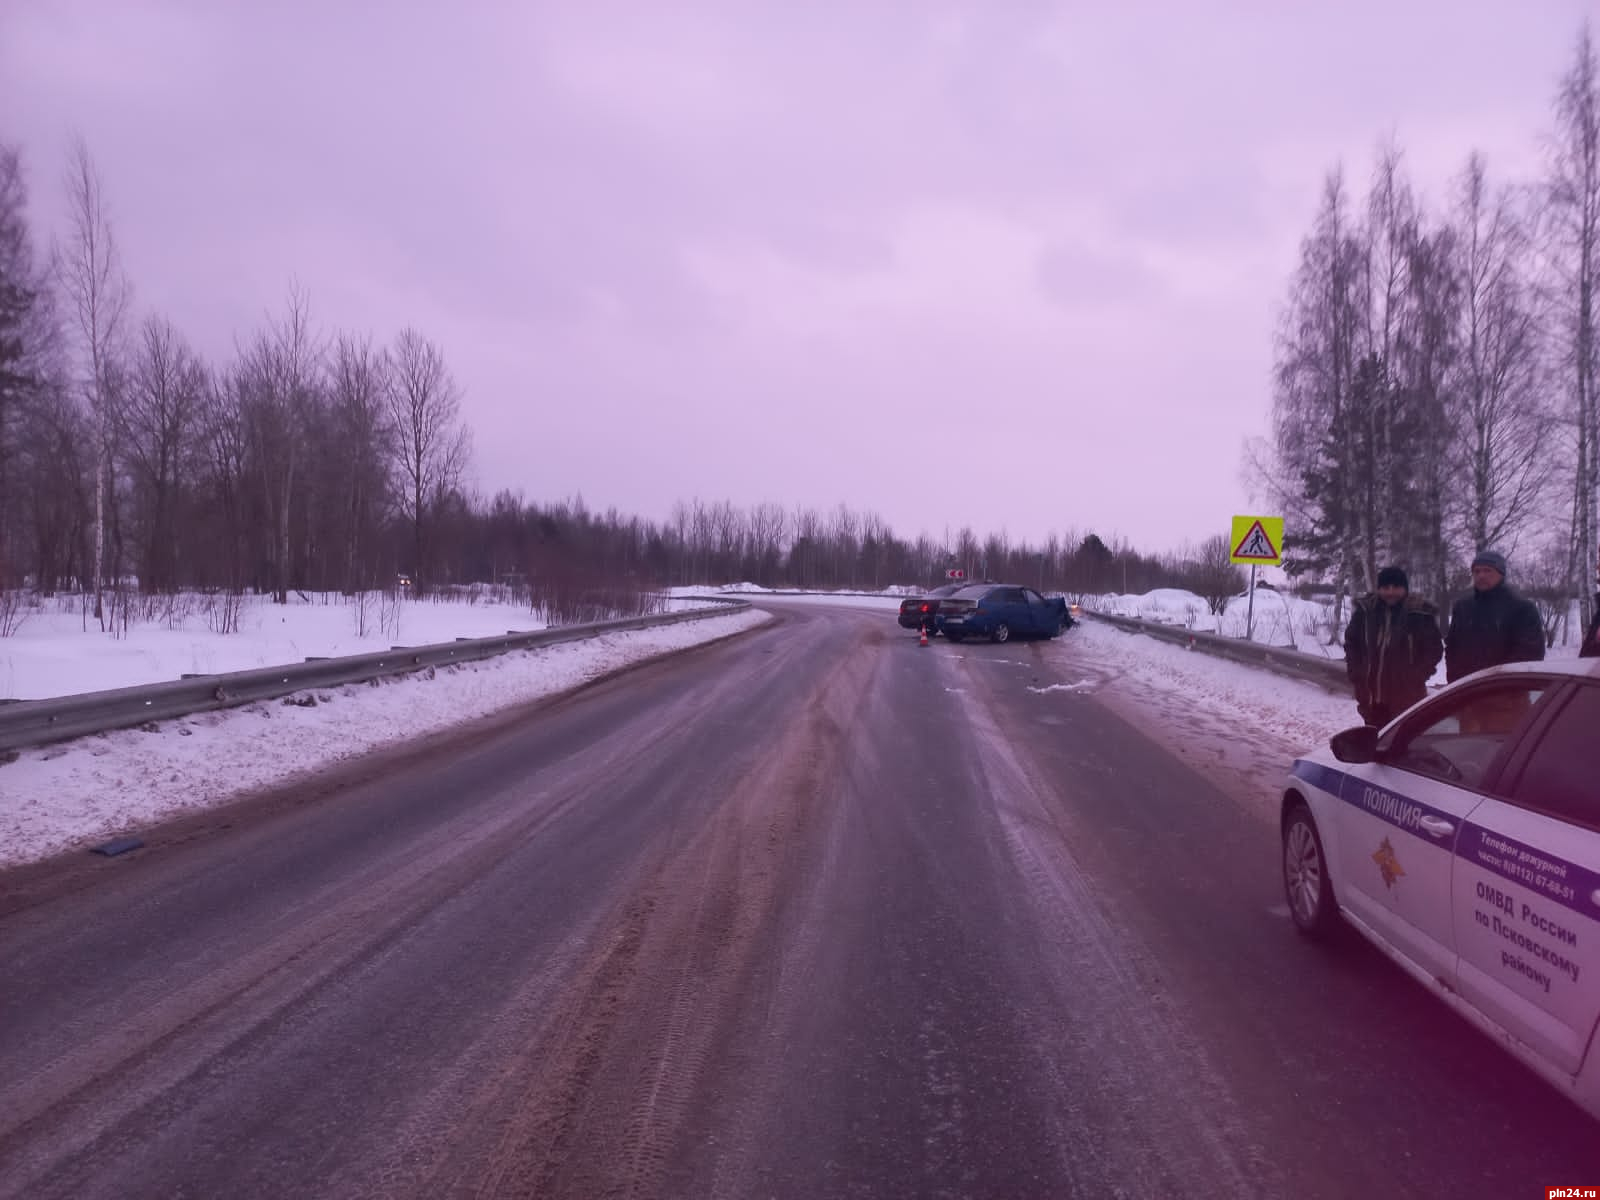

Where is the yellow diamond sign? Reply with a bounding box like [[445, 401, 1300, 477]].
[[1230, 515, 1284, 565]]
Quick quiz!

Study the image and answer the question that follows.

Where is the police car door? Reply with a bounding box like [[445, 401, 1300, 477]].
[[1452, 678, 1600, 1077], [1335, 678, 1546, 986]]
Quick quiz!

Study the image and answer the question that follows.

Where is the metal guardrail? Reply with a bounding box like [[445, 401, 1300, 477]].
[[1082, 610, 1352, 694], [0, 597, 750, 754]]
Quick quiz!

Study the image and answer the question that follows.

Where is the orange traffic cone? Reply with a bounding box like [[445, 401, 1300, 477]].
[[919, 625, 930, 646]]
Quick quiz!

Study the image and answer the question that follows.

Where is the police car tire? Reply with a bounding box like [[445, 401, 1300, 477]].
[[1283, 804, 1338, 939]]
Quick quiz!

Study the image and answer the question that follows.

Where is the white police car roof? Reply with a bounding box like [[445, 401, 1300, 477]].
[[1294, 656, 1596, 765], [1467, 657, 1600, 681]]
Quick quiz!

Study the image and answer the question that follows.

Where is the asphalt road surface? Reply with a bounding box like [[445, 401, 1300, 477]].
[[1, 600, 1595, 1199]]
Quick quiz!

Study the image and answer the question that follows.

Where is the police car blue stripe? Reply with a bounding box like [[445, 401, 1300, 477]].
[[1292, 758, 1458, 836], [1291, 758, 1600, 922], [1290, 759, 1344, 796]]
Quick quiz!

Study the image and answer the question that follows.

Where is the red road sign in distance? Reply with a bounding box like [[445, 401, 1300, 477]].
[[946, 568, 966, 580]]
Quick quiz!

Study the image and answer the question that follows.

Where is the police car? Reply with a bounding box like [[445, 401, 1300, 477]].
[[1281, 657, 1600, 1120]]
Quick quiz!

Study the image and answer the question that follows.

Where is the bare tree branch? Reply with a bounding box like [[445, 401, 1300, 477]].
[[386, 327, 469, 586], [53, 135, 130, 622]]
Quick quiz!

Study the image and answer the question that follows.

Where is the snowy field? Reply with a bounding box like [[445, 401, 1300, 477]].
[[1089, 587, 1335, 650], [0, 588, 729, 701]]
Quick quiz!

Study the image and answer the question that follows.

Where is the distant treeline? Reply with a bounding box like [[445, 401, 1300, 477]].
[[0, 135, 1249, 626]]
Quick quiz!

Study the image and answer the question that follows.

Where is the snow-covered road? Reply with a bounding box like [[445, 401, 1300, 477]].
[[1066, 619, 1357, 822]]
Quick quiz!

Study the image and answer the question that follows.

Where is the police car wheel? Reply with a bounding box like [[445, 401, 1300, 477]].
[[1283, 804, 1338, 939]]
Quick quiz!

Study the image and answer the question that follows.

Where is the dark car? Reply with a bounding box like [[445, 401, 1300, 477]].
[[936, 584, 1074, 643], [898, 583, 966, 632]]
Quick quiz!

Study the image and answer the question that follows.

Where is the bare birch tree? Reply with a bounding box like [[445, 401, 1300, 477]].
[[860, 510, 891, 589], [747, 501, 788, 585], [790, 506, 823, 587], [1364, 143, 1414, 367], [1449, 154, 1548, 563], [0, 142, 53, 597], [831, 504, 860, 587], [1272, 169, 1364, 628], [239, 285, 322, 603], [199, 364, 250, 605], [709, 499, 740, 580], [328, 333, 394, 590], [386, 327, 469, 587], [1389, 217, 1460, 601], [1359, 146, 1456, 591], [1548, 25, 1600, 630], [955, 525, 981, 579], [668, 499, 692, 585], [54, 136, 130, 622], [119, 314, 204, 592]]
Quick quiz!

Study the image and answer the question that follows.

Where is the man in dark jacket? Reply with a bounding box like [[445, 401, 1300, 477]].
[[1345, 566, 1443, 727], [1444, 549, 1545, 682], [1582, 598, 1600, 659]]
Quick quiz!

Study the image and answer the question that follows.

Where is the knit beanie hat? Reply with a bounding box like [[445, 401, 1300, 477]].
[[1376, 566, 1408, 589], [1472, 549, 1508, 577]]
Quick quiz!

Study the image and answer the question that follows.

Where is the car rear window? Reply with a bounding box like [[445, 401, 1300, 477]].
[[1510, 683, 1600, 827]]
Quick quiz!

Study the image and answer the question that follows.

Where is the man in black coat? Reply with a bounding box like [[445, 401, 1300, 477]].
[[1582, 597, 1600, 659], [1345, 566, 1443, 727], [1444, 549, 1545, 682]]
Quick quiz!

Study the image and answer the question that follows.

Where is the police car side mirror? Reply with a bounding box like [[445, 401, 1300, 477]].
[[1330, 725, 1379, 764]]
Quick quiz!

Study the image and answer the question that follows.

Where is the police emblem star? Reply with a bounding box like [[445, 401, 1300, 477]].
[[1372, 838, 1406, 889]]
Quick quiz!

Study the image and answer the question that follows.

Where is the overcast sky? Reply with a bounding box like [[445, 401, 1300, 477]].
[[3, 1, 1591, 554]]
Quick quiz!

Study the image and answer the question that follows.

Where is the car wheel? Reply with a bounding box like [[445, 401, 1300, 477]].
[[991, 623, 1010, 644], [1282, 803, 1338, 939]]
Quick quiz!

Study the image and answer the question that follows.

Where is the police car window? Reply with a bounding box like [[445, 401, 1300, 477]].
[[1510, 684, 1600, 826], [1390, 682, 1546, 789]]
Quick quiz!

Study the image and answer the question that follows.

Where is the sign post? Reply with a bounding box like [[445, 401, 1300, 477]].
[[1229, 515, 1284, 642]]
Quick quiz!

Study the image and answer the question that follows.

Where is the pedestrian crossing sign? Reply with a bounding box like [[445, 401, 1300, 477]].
[[1230, 515, 1283, 564]]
